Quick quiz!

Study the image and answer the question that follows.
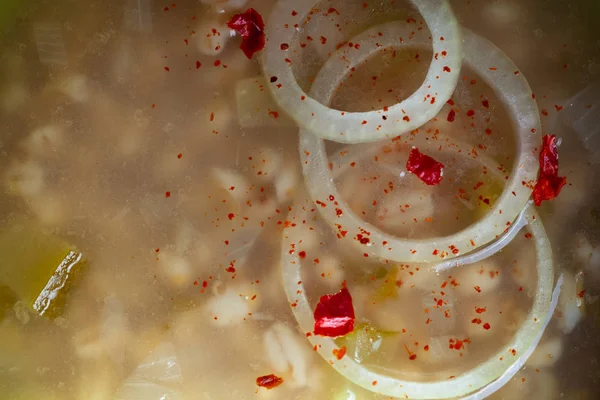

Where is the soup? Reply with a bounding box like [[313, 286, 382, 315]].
[[0, 0, 599, 399]]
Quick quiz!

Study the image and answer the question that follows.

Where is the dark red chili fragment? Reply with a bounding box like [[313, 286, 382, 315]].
[[256, 374, 283, 389], [313, 286, 355, 337], [406, 147, 445, 186], [227, 8, 266, 59], [532, 134, 566, 206]]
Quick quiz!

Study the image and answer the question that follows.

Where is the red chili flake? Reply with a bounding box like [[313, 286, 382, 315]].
[[209, 112, 215, 121], [226, 263, 236, 273], [473, 181, 484, 190], [313, 287, 355, 337], [483, 323, 491, 330], [482, 100, 489, 108], [332, 346, 347, 360], [403, 116, 411, 122], [195, 61, 201, 69], [524, 232, 532, 239], [320, 36, 327, 44], [164, 66, 170, 72], [472, 318, 482, 324], [466, 109, 475, 117], [227, 9, 266, 59], [447, 99, 455, 105], [256, 374, 283, 389], [475, 307, 486, 314], [228, 213, 235, 220], [474, 286, 481, 293], [269, 111, 279, 119], [165, 191, 171, 198], [485, 128, 492, 135], [298, 251, 307, 259], [443, 66, 451, 72], [532, 135, 567, 206], [155, 248, 160, 253], [213, 60, 221, 67], [177, 153, 183, 159], [577, 290, 585, 298], [406, 147, 445, 186], [280, 43, 289, 50], [554, 105, 563, 112], [291, 10, 298, 16], [447, 109, 456, 122]]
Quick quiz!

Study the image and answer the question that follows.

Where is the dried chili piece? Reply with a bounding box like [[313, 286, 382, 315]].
[[227, 8, 266, 59], [406, 147, 444, 186], [256, 374, 283, 389], [532, 134, 566, 206], [313, 286, 355, 337]]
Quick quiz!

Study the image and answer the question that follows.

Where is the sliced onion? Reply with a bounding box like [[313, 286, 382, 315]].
[[434, 204, 529, 273], [262, 0, 461, 143], [283, 194, 553, 399], [300, 24, 541, 263], [458, 275, 563, 400]]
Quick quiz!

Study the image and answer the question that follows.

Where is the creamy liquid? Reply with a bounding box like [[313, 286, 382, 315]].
[[0, 0, 599, 399]]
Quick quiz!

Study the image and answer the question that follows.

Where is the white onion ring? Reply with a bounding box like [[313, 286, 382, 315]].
[[282, 142, 554, 398], [300, 23, 541, 263], [459, 274, 563, 400], [262, 0, 461, 143]]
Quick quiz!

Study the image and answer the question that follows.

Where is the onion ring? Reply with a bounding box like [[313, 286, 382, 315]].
[[300, 23, 541, 263], [262, 0, 462, 143], [282, 138, 554, 398]]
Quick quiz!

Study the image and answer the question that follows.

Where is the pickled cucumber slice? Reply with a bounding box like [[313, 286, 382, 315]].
[[0, 220, 86, 318]]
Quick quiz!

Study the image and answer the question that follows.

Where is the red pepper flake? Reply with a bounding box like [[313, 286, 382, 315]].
[[406, 147, 444, 186], [554, 105, 563, 112], [280, 43, 289, 50], [291, 10, 298, 16], [177, 153, 183, 159], [443, 66, 451, 72], [332, 346, 347, 360], [474, 286, 481, 293], [270, 76, 278, 83], [482, 100, 489, 108], [485, 128, 492, 135], [532, 135, 567, 206], [403, 116, 411, 122], [424, 345, 430, 351], [524, 232, 532, 239], [195, 61, 201, 69], [475, 307, 486, 314], [313, 286, 355, 337], [447, 109, 456, 122], [256, 374, 283, 389], [155, 248, 160, 253], [298, 251, 307, 259], [164, 66, 170, 72], [372, 380, 378, 386], [483, 323, 491, 330], [577, 290, 585, 298], [165, 191, 171, 198], [209, 112, 215, 121], [466, 109, 475, 117], [227, 9, 266, 59], [473, 181, 484, 190], [320, 36, 327, 44], [228, 213, 235, 220], [269, 111, 279, 119], [226, 262, 236, 273]]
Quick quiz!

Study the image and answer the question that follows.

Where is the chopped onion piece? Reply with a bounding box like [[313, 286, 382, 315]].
[[262, 0, 461, 143], [300, 24, 540, 262]]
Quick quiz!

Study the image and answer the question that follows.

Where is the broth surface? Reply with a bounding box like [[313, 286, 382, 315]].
[[0, 1, 599, 399]]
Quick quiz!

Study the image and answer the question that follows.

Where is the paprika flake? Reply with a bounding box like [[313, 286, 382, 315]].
[[227, 9, 266, 59], [313, 287, 355, 337], [406, 147, 445, 186]]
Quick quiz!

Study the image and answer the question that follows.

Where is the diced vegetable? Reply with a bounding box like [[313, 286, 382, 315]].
[[0, 220, 86, 318], [336, 323, 397, 364]]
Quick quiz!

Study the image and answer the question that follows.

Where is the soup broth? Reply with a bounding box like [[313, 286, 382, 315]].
[[0, 0, 599, 399]]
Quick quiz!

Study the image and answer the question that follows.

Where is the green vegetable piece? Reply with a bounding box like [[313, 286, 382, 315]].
[[371, 266, 399, 302], [0, 220, 86, 319], [337, 323, 397, 364]]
